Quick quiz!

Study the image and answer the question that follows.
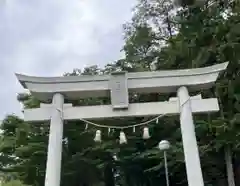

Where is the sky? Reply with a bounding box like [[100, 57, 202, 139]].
[[0, 0, 136, 119]]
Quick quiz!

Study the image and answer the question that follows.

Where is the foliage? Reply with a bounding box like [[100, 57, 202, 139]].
[[1, 180, 29, 186], [0, 0, 240, 186]]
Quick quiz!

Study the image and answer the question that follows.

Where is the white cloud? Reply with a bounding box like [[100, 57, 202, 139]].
[[0, 0, 136, 119]]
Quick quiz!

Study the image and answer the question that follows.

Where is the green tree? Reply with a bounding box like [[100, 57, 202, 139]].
[[1, 180, 29, 186], [119, 0, 240, 185]]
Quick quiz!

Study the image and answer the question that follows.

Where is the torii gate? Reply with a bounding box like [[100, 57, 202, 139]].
[[16, 62, 228, 186]]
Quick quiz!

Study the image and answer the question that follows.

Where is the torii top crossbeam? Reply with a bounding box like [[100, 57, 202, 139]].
[[15, 62, 228, 122], [16, 62, 228, 102]]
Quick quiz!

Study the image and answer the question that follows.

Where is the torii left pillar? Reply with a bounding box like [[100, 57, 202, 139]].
[[44, 93, 64, 186]]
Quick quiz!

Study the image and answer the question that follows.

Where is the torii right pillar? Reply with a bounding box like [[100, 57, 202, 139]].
[[178, 86, 204, 186]]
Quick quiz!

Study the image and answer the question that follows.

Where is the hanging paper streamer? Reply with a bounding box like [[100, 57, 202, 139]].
[[108, 128, 111, 135], [133, 126, 136, 133], [119, 131, 127, 144], [143, 127, 150, 139], [85, 123, 88, 130], [94, 130, 101, 142], [156, 118, 159, 124]]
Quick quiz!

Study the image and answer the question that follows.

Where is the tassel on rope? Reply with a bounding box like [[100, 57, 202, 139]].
[[94, 130, 101, 142], [143, 127, 150, 139], [119, 131, 127, 144]]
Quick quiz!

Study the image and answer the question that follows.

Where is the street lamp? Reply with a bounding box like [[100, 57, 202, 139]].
[[113, 153, 118, 161], [112, 153, 121, 186], [159, 140, 170, 186]]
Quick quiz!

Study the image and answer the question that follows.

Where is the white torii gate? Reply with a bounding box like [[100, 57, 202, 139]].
[[16, 62, 228, 186]]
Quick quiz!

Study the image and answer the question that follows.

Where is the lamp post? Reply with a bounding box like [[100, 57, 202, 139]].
[[159, 140, 171, 186], [112, 153, 121, 186]]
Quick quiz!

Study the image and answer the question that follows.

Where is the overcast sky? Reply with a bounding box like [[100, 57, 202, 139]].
[[0, 0, 136, 119]]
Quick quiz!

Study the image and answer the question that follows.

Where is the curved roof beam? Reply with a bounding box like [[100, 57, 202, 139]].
[[16, 62, 228, 101]]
